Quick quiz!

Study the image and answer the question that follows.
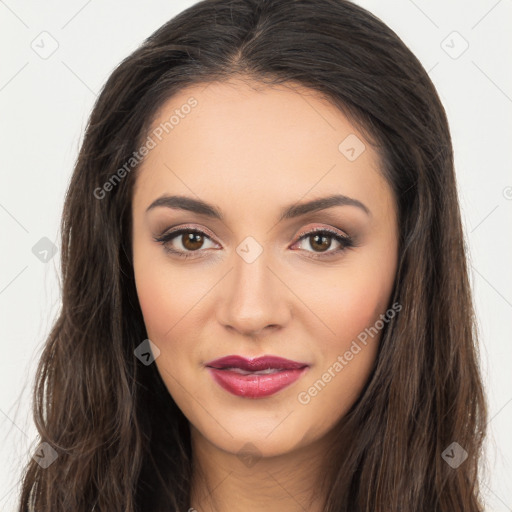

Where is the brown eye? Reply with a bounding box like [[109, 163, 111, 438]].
[[293, 228, 354, 257], [309, 233, 332, 252], [154, 226, 354, 260], [154, 228, 218, 258], [181, 231, 206, 251]]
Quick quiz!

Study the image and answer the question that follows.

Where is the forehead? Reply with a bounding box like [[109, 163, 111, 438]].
[[133, 78, 393, 219]]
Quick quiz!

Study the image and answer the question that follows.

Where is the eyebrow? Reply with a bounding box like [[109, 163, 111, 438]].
[[145, 193, 370, 221]]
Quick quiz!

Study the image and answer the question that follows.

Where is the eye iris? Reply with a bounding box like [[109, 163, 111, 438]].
[[182, 232, 204, 251], [310, 233, 331, 252]]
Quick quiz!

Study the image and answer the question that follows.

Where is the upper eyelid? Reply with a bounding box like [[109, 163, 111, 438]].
[[294, 225, 349, 240], [161, 225, 220, 245]]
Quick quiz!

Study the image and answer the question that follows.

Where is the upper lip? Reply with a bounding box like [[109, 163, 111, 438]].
[[205, 355, 309, 371]]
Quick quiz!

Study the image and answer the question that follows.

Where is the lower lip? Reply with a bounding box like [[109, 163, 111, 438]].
[[207, 367, 309, 398]]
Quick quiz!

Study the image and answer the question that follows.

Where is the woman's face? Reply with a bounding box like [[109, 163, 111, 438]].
[[131, 79, 398, 458]]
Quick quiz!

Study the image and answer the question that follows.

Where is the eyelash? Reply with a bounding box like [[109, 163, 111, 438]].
[[153, 225, 355, 260]]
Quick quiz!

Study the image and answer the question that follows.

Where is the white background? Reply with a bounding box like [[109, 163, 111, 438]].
[[1, 0, 511, 510]]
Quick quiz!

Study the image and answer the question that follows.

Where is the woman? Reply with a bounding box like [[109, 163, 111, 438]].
[[18, 0, 488, 510]]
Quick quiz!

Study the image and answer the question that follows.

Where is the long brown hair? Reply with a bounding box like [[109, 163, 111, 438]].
[[17, 0, 487, 510]]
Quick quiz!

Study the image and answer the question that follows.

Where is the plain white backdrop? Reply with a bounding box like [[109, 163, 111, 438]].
[[1, 0, 511, 510]]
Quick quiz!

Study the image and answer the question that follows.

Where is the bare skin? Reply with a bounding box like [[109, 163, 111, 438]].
[[131, 78, 398, 512]]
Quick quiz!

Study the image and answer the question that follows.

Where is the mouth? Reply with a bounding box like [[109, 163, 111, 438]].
[[205, 355, 310, 399]]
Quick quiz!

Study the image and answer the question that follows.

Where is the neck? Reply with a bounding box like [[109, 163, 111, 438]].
[[188, 425, 338, 512]]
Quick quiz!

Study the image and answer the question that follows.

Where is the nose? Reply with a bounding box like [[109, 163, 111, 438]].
[[216, 247, 291, 338]]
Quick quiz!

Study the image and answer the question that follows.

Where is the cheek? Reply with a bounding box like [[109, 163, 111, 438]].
[[132, 251, 210, 397], [133, 261, 202, 405], [135, 269, 176, 340], [298, 255, 396, 413], [316, 266, 393, 348], [296, 271, 392, 438], [133, 246, 203, 342]]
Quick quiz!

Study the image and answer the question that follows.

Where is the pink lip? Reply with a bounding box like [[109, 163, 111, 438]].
[[205, 355, 310, 399]]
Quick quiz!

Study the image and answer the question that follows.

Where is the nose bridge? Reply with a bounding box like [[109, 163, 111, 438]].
[[216, 241, 289, 335]]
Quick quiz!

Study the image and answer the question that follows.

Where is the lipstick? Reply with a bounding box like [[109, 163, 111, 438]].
[[205, 355, 309, 399]]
